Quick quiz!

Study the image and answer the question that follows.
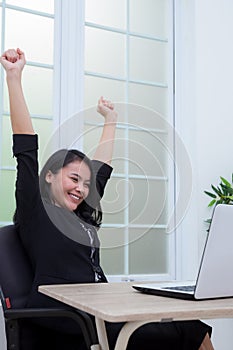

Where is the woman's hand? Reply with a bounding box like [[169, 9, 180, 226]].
[[97, 96, 118, 122], [0, 48, 26, 78], [1, 48, 34, 134], [93, 96, 118, 164]]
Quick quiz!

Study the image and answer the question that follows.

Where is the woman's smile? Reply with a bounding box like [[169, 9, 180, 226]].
[[46, 160, 91, 211]]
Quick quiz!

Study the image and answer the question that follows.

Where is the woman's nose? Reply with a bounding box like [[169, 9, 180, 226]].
[[75, 182, 84, 193]]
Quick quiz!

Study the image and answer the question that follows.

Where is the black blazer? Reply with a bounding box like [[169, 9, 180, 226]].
[[13, 134, 113, 309]]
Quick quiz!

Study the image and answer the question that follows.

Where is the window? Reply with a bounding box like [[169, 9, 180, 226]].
[[0, 0, 54, 225], [83, 0, 175, 281], [0, 0, 178, 282]]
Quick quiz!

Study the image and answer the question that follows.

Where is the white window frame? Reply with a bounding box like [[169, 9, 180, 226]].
[[174, 0, 199, 281], [54, 0, 185, 282]]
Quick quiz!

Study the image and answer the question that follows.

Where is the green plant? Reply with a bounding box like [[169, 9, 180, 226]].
[[204, 174, 233, 228]]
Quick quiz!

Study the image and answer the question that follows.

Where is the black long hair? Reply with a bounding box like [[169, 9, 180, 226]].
[[39, 149, 102, 227]]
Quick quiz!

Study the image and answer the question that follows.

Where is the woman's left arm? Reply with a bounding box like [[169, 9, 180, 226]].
[[93, 96, 118, 165]]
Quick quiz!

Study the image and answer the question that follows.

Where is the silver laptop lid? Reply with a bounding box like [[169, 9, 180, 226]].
[[195, 204, 233, 299]]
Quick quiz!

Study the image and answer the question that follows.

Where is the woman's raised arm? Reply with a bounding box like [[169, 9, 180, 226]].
[[93, 96, 118, 165], [0, 48, 34, 134]]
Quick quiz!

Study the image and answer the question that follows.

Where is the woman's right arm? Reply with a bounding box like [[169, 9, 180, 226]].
[[1, 49, 40, 225], [0, 48, 34, 134]]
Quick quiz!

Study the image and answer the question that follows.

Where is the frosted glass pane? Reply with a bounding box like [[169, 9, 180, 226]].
[[129, 83, 168, 118], [0, 170, 16, 222], [83, 124, 102, 159], [1, 116, 53, 169], [84, 76, 126, 113], [130, 0, 168, 38], [100, 177, 126, 225], [5, 9, 54, 64], [129, 179, 167, 225], [6, 0, 54, 14], [85, 0, 126, 30], [32, 119, 53, 166], [130, 37, 168, 83], [85, 27, 126, 77], [83, 125, 126, 174], [127, 103, 167, 130], [1, 115, 15, 168], [129, 228, 168, 274], [4, 66, 53, 116], [128, 130, 167, 176], [99, 227, 125, 274]]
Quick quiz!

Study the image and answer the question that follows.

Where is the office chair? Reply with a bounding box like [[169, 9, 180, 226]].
[[0, 225, 99, 350]]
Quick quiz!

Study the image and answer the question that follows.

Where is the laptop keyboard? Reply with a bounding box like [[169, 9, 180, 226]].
[[163, 285, 195, 292]]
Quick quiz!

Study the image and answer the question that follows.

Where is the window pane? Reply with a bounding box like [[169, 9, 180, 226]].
[[130, 0, 168, 38], [129, 228, 168, 274], [32, 119, 53, 165], [83, 124, 103, 159], [99, 227, 125, 275], [85, 27, 126, 77], [0, 170, 16, 222], [101, 177, 126, 225], [1, 115, 15, 168], [128, 130, 168, 176], [5, 9, 54, 64], [85, 0, 126, 30], [1, 116, 53, 168], [83, 124, 126, 173], [130, 37, 168, 83], [84, 76, 126, 112], [129, 83, 168, 118], [127, 103, 167, 131], [4, 66, 53, 116], [129, 178, 167, 225], [6, 0, 54, 14]]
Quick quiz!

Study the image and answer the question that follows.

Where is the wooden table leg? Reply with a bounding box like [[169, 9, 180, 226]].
[[95, 317, 110, 350], [90, 345, 102, 350], [114, 320, 157, 350]]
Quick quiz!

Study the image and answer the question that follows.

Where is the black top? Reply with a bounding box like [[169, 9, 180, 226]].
[[13, 134, 112, 308]]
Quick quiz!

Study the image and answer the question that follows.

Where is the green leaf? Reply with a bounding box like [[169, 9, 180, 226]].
[[220, 176, 232, 187], [208, 199, 216, 207], [211, 185, 222, 196], [221, 184, 233, 195], [204, 191, 216, 199]]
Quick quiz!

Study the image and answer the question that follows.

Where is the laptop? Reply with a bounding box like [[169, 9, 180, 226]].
[[133, 204, 233, 300]]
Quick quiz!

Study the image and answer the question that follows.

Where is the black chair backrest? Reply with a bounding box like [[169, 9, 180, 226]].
[[0, 225, 33, 308]]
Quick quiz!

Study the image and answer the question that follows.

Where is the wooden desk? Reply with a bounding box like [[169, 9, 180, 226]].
[[39, 282, 233, 350]]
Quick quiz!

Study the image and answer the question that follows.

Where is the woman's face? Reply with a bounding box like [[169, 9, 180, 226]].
[[45, 160, 91, 211]]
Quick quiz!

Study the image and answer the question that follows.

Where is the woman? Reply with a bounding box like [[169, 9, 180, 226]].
[[0, 48, 214, 350]]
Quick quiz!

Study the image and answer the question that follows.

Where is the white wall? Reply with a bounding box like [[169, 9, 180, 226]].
[[177, 1, 233, 349], [196, 1, 233, 348]]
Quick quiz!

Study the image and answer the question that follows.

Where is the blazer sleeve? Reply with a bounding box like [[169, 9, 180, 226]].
[[13, 134, 40, 224], [91, 160, 113, 199]]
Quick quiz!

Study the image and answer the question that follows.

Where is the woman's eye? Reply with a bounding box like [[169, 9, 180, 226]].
[[71, 177, 78, 182]]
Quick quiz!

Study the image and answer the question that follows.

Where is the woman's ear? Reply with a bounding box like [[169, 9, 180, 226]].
[[45, 170, 53, 184]]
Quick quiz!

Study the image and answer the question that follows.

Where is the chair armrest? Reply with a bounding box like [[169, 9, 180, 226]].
[[4, 307, 98, 349]]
